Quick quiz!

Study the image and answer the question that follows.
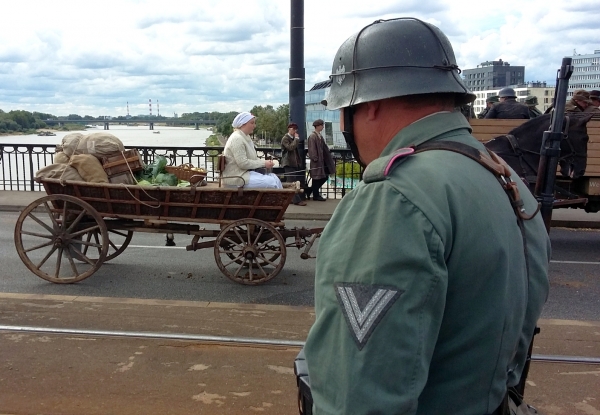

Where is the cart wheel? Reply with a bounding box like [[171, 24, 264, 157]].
[[214, 219, 286, 285], [14, 194, 109, 283], [73, 228, 133, 263]]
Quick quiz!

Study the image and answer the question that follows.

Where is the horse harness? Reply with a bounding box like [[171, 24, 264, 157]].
[[503, 116, 585, 182]]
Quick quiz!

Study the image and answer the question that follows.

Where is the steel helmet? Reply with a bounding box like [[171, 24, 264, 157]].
[[486, 95, 499, 103], [322, 18, 475, 110], [524, 95, 538, 105], [498, 87, 517, 98]]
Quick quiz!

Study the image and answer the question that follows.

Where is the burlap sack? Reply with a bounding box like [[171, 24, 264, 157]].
[[35, 164, 85, 182], [61, 132, 125, 158], [68, 154, 109, 183], [53, 151, 70, 164], [58, 133, 84, 156]]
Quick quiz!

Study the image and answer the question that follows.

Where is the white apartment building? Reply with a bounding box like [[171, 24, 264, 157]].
[[568, 49, 600, 98]]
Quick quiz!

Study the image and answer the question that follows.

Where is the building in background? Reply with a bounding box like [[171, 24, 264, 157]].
[[568, 49, 600, 98], [462, 60, 525, 92], [305, 80, 346, 148]]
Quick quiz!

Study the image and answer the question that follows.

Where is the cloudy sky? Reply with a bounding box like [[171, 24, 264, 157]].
[[1, 0, 598, 117]]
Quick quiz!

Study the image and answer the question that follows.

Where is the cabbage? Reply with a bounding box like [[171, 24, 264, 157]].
[[153, 173, 178, 186]]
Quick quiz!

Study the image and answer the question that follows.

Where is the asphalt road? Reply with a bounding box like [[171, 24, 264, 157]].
[[2, 211, 599, 320], [1, 211, 321, 306]]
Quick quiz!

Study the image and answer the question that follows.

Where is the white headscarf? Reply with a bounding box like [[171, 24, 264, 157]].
[[232, 112, 255, 128]]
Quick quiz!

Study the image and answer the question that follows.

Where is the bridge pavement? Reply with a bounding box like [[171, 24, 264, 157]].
[[0, 293, 598, 415], [1, 191, 599, 414]]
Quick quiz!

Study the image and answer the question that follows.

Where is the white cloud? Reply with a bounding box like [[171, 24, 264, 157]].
[[0, 0, 599, 116]]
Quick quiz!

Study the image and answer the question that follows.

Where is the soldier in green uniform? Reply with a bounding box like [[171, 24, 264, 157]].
[[525, 95, 543, 118], [477, 95, 499, 118], [303, 18, 551, 415]]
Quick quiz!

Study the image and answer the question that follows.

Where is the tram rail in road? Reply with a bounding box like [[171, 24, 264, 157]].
[[1, 324, 598, 365]]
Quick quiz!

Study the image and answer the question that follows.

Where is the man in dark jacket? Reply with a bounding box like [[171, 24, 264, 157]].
[[281, 123, 306, 205], [485, 87, 530, 119], [477, 95, 499, 118]]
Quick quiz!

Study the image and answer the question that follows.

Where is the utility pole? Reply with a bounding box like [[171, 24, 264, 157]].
[[289, 0, 306, 163]]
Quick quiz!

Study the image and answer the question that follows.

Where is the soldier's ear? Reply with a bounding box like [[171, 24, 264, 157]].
[[365, 101, 381, 122]]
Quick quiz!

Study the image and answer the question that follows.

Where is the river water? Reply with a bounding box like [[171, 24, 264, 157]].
[[0, 125, 214, 147], [0, 126, 217, 191]]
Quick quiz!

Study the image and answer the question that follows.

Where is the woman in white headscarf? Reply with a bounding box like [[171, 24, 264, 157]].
[[221, 112, 282, 189]]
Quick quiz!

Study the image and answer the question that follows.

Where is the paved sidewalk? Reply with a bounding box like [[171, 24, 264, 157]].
[[3, 190, 600, 226], [0, 293, 599, 415]]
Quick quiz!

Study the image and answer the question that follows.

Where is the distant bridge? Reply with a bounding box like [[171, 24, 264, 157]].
[[43, 118, 217, 130]]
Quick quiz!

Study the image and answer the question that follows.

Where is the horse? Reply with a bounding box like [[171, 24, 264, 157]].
[[484, 113, 594, 190]]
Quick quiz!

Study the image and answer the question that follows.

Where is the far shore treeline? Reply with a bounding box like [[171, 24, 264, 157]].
[[0, 104, 291, 144]]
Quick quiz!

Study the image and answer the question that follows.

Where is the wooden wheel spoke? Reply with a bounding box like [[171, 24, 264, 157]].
[[64, 248, 80, 277], [54, 247, 63, 277], [109, 229, 129, 238], [42, 201, 60, 229], [69, 245, 96, 265], [69, 224, 101, 239], [222, 255, 244, 267], [66, 210, 87, 233], [36, 246, 58, 268], [223, 236, 241, 248], [219, 246, 242, 255], [255, 236, 277, 251], [21, 230, 55, 239], [255, 254, 278, 267], [76, 239, 103, 249], [27, 213, 55, 234], [108, 238, 120, 251], [246, 225, 252, 245], [253, 226, 265, 246], [232, 228, 245, 245], [81, 232, 93, 256], [253, 259, 268, 276], [23, 240, 55, 253], [232, 261, 246, 277]]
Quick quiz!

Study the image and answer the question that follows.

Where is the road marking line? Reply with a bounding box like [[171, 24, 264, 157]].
[[551, 260, 600, 265]]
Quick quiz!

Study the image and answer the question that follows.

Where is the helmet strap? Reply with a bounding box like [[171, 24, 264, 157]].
[[342, 106, 367, 168]]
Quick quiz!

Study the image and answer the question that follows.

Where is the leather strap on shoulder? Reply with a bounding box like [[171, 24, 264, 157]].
[[414, 141, 540, 221]]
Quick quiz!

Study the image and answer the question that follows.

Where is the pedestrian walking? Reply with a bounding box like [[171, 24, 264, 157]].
[[281, 122, 306, 205], [306, 119, 335, 201]]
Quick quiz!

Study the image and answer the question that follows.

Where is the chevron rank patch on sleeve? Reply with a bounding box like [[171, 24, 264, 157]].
[[334, 283, 403, 350]]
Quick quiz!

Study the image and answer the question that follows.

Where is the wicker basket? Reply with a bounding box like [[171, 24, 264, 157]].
[[165, 164, 207, 184]]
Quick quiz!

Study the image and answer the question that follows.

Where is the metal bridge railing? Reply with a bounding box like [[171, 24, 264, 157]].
[[0, 144, 362, 198]]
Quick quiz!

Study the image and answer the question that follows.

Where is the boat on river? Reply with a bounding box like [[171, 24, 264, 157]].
[[37, 131, 56, 136]]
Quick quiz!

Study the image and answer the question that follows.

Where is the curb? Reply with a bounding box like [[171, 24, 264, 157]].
[[4, 205, 595, 227]]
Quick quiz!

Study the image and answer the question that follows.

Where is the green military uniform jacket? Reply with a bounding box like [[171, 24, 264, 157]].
[[304, 112, 550, 415]]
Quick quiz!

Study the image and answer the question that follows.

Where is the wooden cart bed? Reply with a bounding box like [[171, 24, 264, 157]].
[[36, 178, 297, 225]]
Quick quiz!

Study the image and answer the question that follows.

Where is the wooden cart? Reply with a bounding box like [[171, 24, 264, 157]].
[[14, 178, 323, 285]]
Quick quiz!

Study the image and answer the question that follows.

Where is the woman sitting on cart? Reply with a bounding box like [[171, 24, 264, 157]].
[[221, 112, 283, 189]]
